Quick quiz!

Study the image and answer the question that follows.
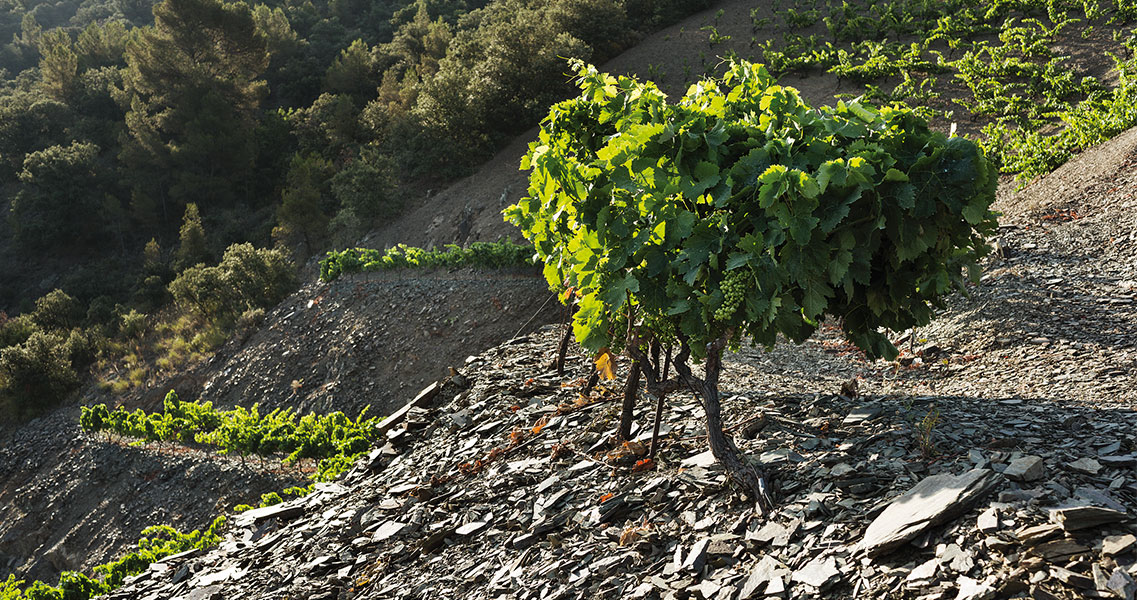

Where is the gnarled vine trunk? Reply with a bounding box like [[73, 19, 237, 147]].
[[627, 330, 773, 513], [672, 335, 772, 513]]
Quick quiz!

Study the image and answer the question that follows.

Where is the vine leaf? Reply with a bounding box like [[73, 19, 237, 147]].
[[595, 348, 618, 381]]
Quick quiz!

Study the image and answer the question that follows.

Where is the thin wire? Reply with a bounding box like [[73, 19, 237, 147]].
[[509, 291, 558, 342]]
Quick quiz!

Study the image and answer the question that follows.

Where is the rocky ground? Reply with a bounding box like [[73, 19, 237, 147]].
[[95, 324, 1136, 600], [85, 120, 1137, 600], [195, 268, 562, 418]]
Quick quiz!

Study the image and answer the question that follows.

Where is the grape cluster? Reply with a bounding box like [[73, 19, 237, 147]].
[[714, 270, 748, 322]]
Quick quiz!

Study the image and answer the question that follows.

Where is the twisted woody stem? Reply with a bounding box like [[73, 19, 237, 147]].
[[626, 329, 773, 512], [672, 333, 773, 513]]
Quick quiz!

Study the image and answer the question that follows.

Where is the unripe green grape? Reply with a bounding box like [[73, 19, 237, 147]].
[[715, 270, 748, 322]]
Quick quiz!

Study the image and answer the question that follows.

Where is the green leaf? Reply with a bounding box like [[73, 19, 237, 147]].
[[729, 147, 772, 189], [600, 272, 640, 307], [801, 280, 830, 319], [815, 159, 846, 193], [895, 182, 916, 210], [758, 164, 788, 184], [794, 170, 820, 199], [884, 168, 909, 182], [788, 215, 819, 245], [726, 252, 751, 270], [666, 298, 691, 315], [683, 224, 722, 265], [961, 201, 987, 224], [828, 249, 853, 285]]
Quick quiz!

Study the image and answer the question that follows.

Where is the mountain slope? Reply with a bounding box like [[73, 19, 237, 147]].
[[91, 121, 1137, 600]]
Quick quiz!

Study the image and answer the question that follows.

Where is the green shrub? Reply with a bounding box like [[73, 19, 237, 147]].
[[0, 331, 79, 412], [168, 264, 232, 319], [61, 329, 100, 371], [0, 314, 39, 348], [84, 296, 117, 326], [169, 243, 294, 320], [118, 310, 147, 339], [31, 289, 82, 331]]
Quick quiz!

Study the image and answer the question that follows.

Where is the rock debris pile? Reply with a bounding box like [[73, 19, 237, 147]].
[[99, 327, 1136, 600]]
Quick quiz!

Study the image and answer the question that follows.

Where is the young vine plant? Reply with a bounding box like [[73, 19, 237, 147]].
[[319, 240, 536, 282], [81, 391, 381, 482], [0, 516, 225, 600]]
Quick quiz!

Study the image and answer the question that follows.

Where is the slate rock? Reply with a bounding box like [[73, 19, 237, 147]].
[[1016, 523, 1062, 545], [1051, 566, 1094, 589], [1051, 506, 1129, 531], [1003, 456, 1046, 482], [455, 521, 488, 536], [790, 555, 840, 589], [906, 558, 938, 583], [941, 543, 975, 574], [1093, 564, 1111, 591], [1102, 534, 1136, 556], [738, 556, 790, 599], [956, 576, 996, 600], [371, 520, 407, 543], [857, 469, 1002, 558], [185, 585, 224, 600], [1107, 569, 1137, 600], [681, 451, 715, 468], [843, 405, 882, 426], [976, 507, 999, 533], [682, 538, 710, 573], [1067, 457, 1103, 476], [1030, 539, 1091, 560], [234, 502, 305, 526], [511, 533, 538, 551]]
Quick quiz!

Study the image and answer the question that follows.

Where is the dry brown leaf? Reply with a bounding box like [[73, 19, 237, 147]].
[[594, 348, 617, 381]]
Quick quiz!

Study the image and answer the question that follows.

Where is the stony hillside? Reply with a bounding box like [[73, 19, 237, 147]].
[[0, 407, 306, 584], [0, 267, 560, 583], [195, 269, 561, 418], [3, 0, 1137, 595], [93, 124, 1137, 599]]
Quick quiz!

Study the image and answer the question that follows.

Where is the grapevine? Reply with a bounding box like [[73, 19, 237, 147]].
[[80, 391, 382, 482], [319, 239, 536, 282], [506, 59, 998, 508]]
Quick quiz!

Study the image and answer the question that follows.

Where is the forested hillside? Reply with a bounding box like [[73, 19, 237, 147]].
[[0, 0, 709, 418]]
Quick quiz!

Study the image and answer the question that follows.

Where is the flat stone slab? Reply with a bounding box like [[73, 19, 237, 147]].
[[1067, 457, 1103, 475], [371, 520, 407, 543], [842, 405, 882, 426], [1003, 456, 1046, 482], [1051, 506, 1130, 531], [790, 555, 840, 589], [234, 502, 305, 527], [857, 468, 1002, 558], [1103, 534, 1137, 557], [738, 555, 790, 599]]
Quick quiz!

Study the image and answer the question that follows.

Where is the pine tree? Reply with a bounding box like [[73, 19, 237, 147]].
[[38, 30, 78, 102], [175, 203, 209, 271], [120, 0, 269, 218], [275, 154, 331, 255], [143, 238, 164, 274]]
